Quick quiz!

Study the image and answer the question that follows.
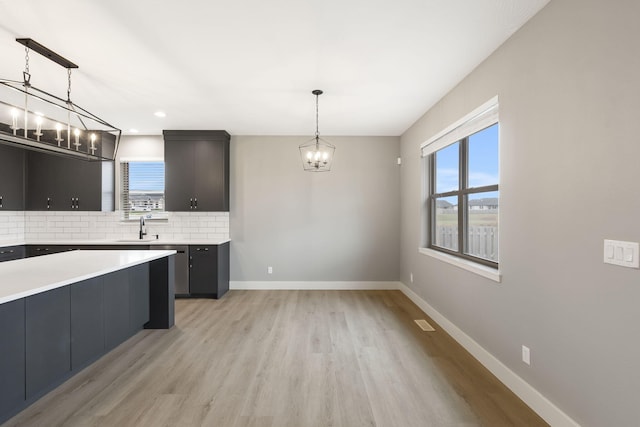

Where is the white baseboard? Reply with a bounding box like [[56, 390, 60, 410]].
[[230, 281, 402, 290], [397, 282, 580, 427]]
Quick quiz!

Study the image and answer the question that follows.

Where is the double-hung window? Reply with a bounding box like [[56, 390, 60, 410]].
[[421, 98, 499, 270]]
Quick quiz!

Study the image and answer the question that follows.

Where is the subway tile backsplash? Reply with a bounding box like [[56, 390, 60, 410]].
[[0, 211, 26, 245], [0, 211, 229, 244]]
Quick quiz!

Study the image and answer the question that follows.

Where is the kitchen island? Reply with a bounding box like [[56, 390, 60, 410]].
[[0, 250, 176, 424]]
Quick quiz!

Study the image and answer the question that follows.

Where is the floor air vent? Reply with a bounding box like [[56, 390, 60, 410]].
[[414, 319, 435, 332]]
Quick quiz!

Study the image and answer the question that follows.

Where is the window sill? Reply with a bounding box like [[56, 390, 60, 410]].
[[418, 247, 501, 283]]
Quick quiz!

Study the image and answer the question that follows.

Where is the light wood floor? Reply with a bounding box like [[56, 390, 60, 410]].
[[2, 290, 548, 427]]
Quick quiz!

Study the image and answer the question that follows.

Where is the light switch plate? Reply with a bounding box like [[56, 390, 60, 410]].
[[604, 240, 639, 269], [522, 345, 531, 365]]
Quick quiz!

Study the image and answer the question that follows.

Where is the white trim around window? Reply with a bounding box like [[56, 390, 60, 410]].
[[421, 96, 499, 158], [418, 247, 501, 282]]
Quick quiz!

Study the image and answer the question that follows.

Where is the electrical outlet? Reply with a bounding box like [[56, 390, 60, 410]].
[[410, 273, 414, 283], [522, 345, 531, 365], [268, 266, 273, 274]]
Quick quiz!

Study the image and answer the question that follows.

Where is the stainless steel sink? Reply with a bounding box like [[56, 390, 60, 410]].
[[114, 239, 157, 243]]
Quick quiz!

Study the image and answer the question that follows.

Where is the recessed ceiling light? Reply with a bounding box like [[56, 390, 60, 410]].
[[154, 111, 166, 118], [129, 128, 139, 133]]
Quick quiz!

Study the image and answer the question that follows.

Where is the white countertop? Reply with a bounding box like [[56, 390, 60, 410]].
[[0, 250, 175, 304], [0, 239, 230, 248]]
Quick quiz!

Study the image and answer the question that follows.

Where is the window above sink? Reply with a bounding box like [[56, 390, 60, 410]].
[[120, 161, 167, 220]]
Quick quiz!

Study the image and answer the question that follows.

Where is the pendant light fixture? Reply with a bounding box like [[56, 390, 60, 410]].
[[0, 38, 120, 161], [299, 89, 335, 172]]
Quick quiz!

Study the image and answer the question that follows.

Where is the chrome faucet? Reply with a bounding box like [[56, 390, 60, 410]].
[[139, 216, 147, 240]]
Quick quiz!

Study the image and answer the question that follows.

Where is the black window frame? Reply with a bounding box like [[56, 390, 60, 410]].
[[428, 124, 499, 269]]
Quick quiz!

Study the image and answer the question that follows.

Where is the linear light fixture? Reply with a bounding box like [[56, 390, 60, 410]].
[[0, 38, 120, 161]]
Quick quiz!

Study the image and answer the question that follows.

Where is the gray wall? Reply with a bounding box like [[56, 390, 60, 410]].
[[230, 135, 400, 282], [400, 0, 640, 425]]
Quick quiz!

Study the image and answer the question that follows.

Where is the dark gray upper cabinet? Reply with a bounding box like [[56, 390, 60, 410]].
[[163, 130, 230, 212], [25, 151, 114, 211], [0, 144, 25, 210]]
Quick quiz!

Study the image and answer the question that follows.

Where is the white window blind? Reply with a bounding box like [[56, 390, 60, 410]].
[[421, 96, 499, 157], [120, 161, 166, 219]]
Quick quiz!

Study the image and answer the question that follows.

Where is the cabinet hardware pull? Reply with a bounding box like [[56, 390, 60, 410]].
[[47, 197, 50, 209], [194, 198, 198, 209], [0, 195, 3, 208]]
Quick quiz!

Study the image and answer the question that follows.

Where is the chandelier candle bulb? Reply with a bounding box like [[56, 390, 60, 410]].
[[90, 133, 96, 154], [73, 128, 81, 150], [55, 122, 63, 146], [35, 115, 43, 140], [10, 108, 18, 134]]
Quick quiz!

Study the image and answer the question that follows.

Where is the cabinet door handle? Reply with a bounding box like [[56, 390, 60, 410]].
[[196, 247, 209, 252], [194, 198, 198, 209], [0, 250, 14, 255], [75, 197, 80, 209], [190, 198, 193, 209], [47, 197, 51, 209], [0, 195, 3, 208]]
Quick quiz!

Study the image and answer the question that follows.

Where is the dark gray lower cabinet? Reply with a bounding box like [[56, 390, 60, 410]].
[[104, 270, 130, 350], [70, 277, 105, 370], [189, 242, 229, 298], [129, 263, 150, 333], [0, 299, 25, 417], [0, 245, 25, 262], [25, 287, 71, 400]]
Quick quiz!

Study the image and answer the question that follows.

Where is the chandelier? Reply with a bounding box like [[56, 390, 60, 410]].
[[0, 38, 120, 161], [299, 89, 335, 172]]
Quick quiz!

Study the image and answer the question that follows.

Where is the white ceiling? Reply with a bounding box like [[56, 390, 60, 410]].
[[0, 0, 550, 136]]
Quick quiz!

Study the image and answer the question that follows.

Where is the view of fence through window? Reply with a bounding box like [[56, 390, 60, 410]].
[[122, 161, 165, 219], [432, 123, 499, 263], [434, 192, 499, 261]]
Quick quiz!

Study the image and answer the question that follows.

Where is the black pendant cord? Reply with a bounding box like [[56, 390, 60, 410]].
[[312, 89, 323, 149], [315, 92, 319, 138]]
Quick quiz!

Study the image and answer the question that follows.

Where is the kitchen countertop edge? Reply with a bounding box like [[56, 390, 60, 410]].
[[0, 250, 176, 304], [0, 239, 231, 248]]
